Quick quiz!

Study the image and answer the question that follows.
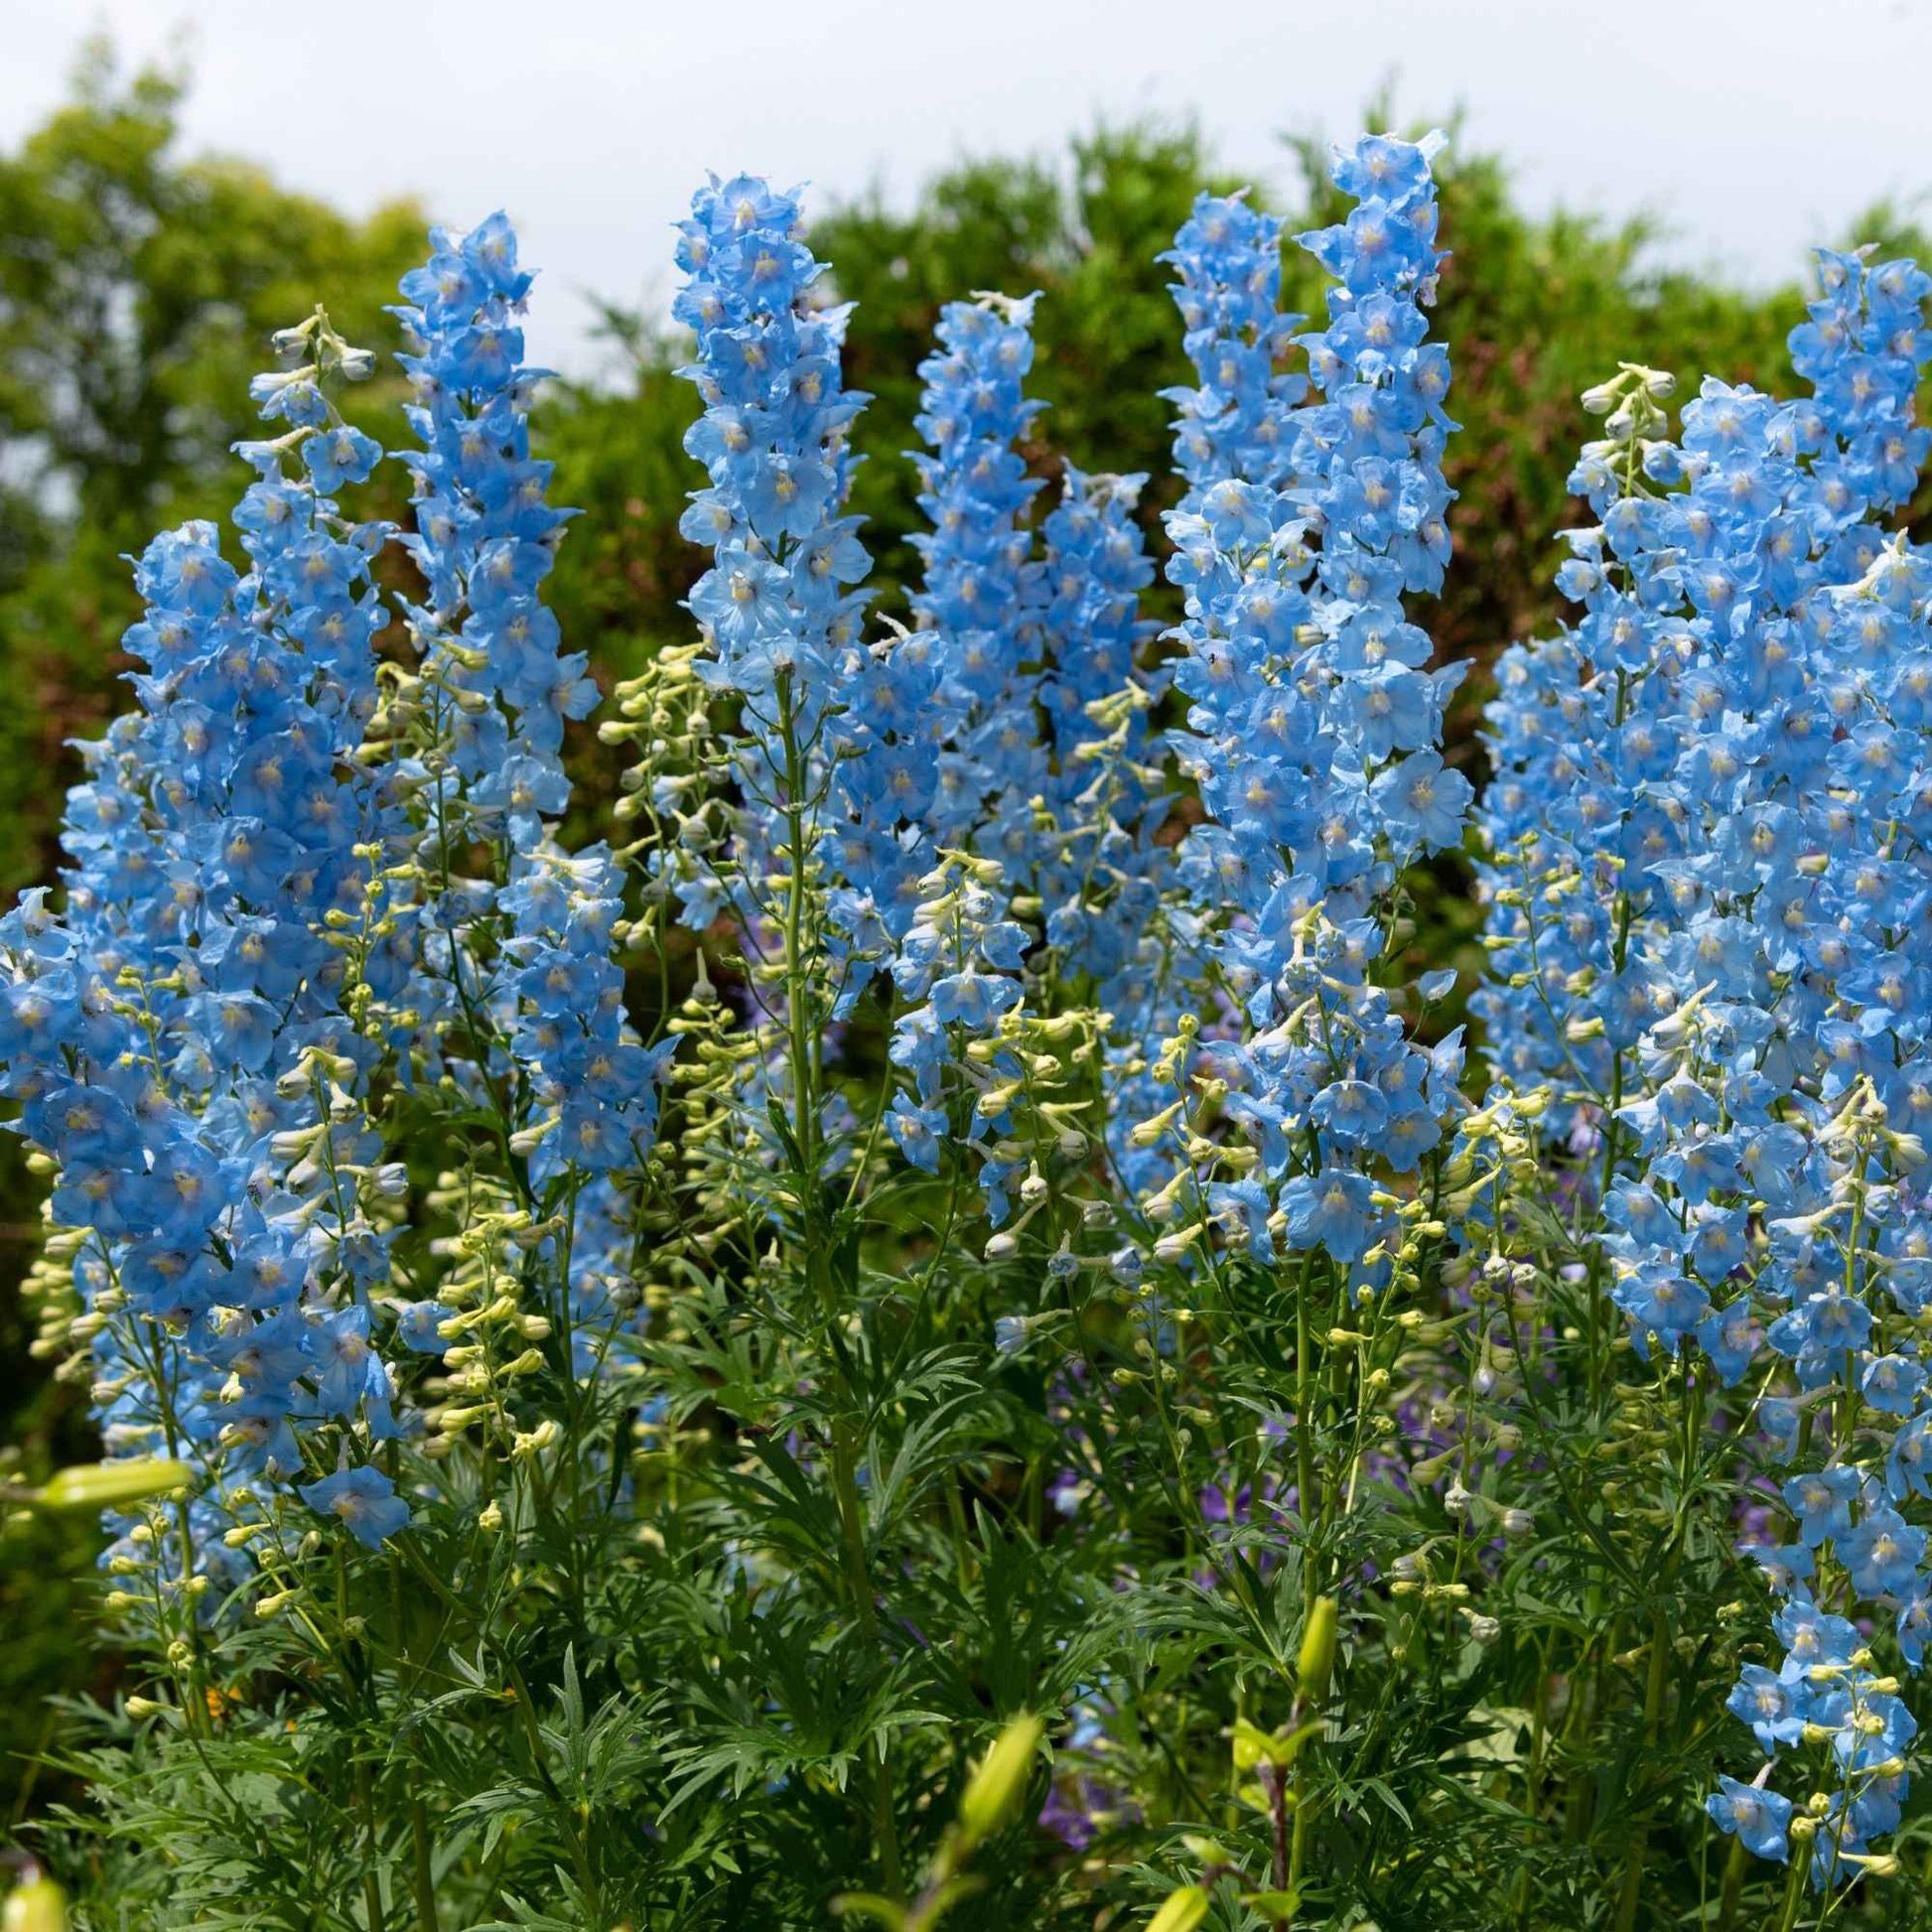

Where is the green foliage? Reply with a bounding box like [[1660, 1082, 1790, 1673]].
[[1, 1125, 107, 1835], [11, 52, 1932, 1932]]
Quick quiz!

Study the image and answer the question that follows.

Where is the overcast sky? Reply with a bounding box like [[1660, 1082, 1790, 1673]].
[[8, 0, 1932, 378]]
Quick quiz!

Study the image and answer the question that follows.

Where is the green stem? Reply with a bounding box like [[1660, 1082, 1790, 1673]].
[[1611, 1605, 1671, 1932], [356, 1756, 388, 1932], [774, 674, 902, 1901], [1294, 1252, 1320, 1615], [411, 1798, 441, 1932], [1715, 1834, 1747, 1932], [1773, 1849, 1809, 1932], [1288, 1759, 1312, 1906]]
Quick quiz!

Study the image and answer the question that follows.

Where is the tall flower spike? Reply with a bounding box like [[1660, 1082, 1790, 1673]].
[[394, 214, 665, 1361], [1476, 247, 1932, 1887], [1156, 131, 1466, 1272], [1100, 190, 1311, 1204], [908, 293, 1049, 862], [392, 211, 589, 853], [1, 311, 413, 1595], [673, 175, 913, 1015]]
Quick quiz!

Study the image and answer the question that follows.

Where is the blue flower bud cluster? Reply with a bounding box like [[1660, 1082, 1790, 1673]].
[[1160, 191, 1303, 500], [393, 212, 591, 854]]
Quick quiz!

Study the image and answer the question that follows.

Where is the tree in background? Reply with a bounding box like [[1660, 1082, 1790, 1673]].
[[0, 45, 426, 896]]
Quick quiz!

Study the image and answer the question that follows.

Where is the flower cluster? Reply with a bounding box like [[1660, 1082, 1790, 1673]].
[[394, 211, 591, 852], [908, 293, 1049, 861], [888, 851, 1031, 1212], [2, 313, 411, 1581], [1161, 190, 1303, 499], [1033, 467, 1168, 1005], [1156, 131, 1466, 1269], [1477, 247, 1932, 1879]]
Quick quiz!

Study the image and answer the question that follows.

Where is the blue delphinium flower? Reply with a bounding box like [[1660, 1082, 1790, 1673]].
[[298, 1464, 412, 1551], [394, 213, 670, 1363], [904, 292, 1178, 1218], [1101, 188, 1311, 1208], [1707, 1774, 1794, 1863], [1, 310, 415, 1580], [1478, 242, 1932, 1881], [844, 291, 1048, 1202], [1151, 130, 1466, 1271]]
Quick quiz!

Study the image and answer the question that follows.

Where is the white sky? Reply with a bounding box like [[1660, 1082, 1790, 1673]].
[[7, 0, 1932, 379]]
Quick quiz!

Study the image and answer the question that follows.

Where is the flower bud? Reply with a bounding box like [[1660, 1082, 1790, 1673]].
[[33, 1457, 191, 1512], [1298, 1595, 1338, 1707], [2, 1875, 69, 1932], [957, 1712, 1043, 1848], [1145, 1888, 1209, 1932]]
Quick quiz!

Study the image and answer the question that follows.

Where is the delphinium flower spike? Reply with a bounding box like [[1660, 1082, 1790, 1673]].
[[1478, 243, 1932, 1887], [1032, 465, 1169, 1008], [1, 310, 415, 1600], [909, 292, 1049, 861], [390, 215, 670, 1383], [670, 170, 957, 1242], [1154, 130, 1467, 1275]]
